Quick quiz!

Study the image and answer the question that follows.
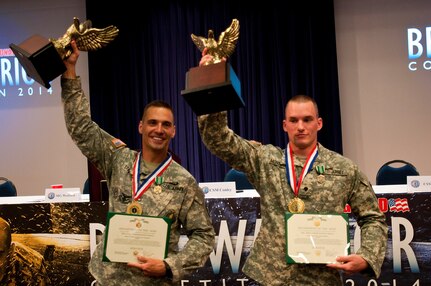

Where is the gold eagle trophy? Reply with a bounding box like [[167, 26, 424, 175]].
[[181, 19, 244, 115], [9, 17, 119, 88]]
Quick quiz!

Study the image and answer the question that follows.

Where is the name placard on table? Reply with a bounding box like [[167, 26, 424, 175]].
[[44, 187, 81, 202], [407, 175, 431, 192], [199, 181, 237, 198]]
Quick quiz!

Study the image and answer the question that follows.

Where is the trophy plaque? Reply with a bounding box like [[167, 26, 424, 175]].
[[181, 19, 244, 116], [9, 17, 119, 89]]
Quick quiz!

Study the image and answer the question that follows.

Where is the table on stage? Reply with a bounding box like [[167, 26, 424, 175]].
[[1, 186, 430, 285]]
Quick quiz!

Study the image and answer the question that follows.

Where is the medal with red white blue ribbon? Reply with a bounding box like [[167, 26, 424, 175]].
[[127, 152, 172, 214], [285, 143, 318, 213]]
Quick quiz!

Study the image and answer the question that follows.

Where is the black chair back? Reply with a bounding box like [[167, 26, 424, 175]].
[[0, 177, 17, 196], [224, 169, 254, 190], [376, 160, 419, 185]]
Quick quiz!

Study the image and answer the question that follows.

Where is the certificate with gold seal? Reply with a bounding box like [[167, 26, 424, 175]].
[[102, 212, 171, 263], [285, 213, 350, 264]]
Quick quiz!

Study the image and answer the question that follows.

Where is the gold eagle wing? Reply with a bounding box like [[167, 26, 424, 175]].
[[74, 24, 119, 52], [51, 17, 119, 59], [216, 19, 240, 59], [191, 33, 211, 52]]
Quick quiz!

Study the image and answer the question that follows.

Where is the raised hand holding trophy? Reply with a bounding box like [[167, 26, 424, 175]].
[[181, 19, 244, 115], [9, 17, 119, 88]]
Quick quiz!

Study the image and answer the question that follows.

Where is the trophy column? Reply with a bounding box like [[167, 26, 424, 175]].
[[181, 61, 243, 116]]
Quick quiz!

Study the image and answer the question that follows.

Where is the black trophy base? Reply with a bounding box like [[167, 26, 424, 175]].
[[181, 61, 244, 116], [9, 34, 66, 89]]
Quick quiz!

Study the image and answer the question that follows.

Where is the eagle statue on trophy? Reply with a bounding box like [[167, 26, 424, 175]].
[[191, 19, 239, 65]]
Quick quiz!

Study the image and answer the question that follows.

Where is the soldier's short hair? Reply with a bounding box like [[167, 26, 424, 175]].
[[141, 100, 175, 122]]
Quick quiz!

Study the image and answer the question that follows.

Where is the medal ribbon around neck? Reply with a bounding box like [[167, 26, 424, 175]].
[[132, 151, 173, 200], [285, 143, 318, 196]]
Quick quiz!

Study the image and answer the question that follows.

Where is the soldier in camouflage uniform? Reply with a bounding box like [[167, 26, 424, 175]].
[[197, 54, 387, 285], [0, 217, 50, 286], [60, 41, 215, 286]]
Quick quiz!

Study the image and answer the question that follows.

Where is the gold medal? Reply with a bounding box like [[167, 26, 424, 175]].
[[126, 201, 143, 215], [154, 185, 162, 194], [317, 174, 325, 184], [288, 197, 305, 213]]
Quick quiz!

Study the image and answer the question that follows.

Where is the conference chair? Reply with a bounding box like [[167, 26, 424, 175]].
[[0, 177, 17, 196], [83, 178, 90, 194], [375, 160, 419, 185], [224, 168, 254, 190]]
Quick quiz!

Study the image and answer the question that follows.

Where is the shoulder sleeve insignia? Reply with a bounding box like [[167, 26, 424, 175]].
[[111, 138, 126, 148]]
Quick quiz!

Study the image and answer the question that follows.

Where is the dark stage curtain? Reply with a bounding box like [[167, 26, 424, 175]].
[[85, 0, 341, 183]]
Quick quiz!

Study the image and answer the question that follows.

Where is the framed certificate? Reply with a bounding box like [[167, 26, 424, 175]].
[[285, 213, 350, 264], [102, 212, 171, 263]]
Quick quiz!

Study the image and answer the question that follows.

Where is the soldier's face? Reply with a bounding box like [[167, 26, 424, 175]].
[[139, 107, 176, 154], [282, 101, 322, 155]]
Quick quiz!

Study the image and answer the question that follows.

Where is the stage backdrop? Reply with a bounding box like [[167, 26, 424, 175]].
[[0, 0, 88, 196]]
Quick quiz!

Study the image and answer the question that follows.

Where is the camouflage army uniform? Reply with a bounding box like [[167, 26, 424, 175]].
[[0, 241, 50, 286], [61, 77, 215, 286], [198, 111, 388, 286]]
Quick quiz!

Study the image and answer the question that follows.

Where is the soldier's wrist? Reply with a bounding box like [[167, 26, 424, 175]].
[[163, 260, 173, 279]]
